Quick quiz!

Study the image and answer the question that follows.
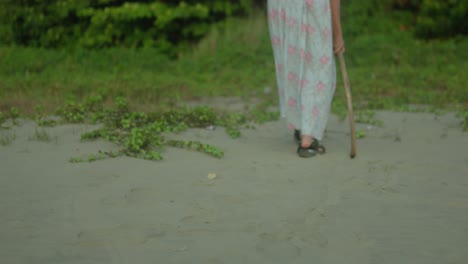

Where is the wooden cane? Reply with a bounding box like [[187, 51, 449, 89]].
[[338, 53, 357, 158]]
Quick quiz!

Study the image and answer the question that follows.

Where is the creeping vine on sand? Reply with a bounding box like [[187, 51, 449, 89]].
[[54, 95, 279, 162]]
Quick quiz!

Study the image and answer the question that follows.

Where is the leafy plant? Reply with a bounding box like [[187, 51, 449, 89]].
[[34, 105, 58, 127], [167, 140, 224, 158], [356, 130, 367, 139], [9, 107, 19, 118], [70, 150, 123, 163], [8, 107, 20, 125], [219, 112, 247, 139], [56, 101, 87, 123], [86, 153, 109, 162], [69, 157, 84, 163]]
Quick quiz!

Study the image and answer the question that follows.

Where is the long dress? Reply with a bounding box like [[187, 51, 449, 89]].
[[268, 0, 336, 141]]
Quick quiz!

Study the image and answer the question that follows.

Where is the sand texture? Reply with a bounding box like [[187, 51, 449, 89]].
[[1, 111, 468, 264]]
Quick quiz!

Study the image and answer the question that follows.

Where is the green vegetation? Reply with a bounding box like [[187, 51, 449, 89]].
[[356, 130, 367, 139], [1, 1, 465, 50], [1, 7, 466, 113], [0, 111, 5, 127], [0, 0, 257, 52], [0, 131, 16, 146], [458, 111, 468, 131], [0, 107, 21, 128], [0, 13, 276, 114], [392, 0, 468, 38], [61, 96, 276, 161], [355, 110, 384, 127], [29, 127, 56, 143]]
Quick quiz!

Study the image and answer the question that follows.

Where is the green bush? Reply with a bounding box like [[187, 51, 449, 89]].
[[1, 0, 464, 50], [342, 0, 397, 37], [416, 0, 468, 38], [0, 0, 256, 53], [391, 0, 468, 38], [392, 0, 422, 11]]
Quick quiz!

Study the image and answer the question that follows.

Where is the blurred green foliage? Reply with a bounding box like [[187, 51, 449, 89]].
[[392, 0, 468, 38], [0, 0, 465, 53], [416, 0, 468, 38], [0, 0, 257, 53]]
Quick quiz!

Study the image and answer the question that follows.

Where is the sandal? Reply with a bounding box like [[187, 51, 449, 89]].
[[297, 138, 326, 158], [294, 129, 301, 143]]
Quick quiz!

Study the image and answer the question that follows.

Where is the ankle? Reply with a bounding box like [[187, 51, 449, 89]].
[[301, 135, 313, 148]]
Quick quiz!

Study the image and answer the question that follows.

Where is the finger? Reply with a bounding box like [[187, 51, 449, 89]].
[[334, 46, 340, 54], [334, 44, 345, 55], [334, 48, 344, 55]]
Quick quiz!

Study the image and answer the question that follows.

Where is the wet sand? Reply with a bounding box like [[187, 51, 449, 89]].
[[1, 111, 468, 264]]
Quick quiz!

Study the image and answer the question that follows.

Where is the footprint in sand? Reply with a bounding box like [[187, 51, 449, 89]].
[[366, 162, 400, 194], [304, 208, 330, 248], [76, 225, 165, 246], [255, 232, 302, 261], [86, 173, 120, 188], [282, 207, 330, 248], [124, 187, 158, 204]]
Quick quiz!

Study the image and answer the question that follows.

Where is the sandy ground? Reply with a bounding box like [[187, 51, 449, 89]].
[[1, 111, 468, 264]]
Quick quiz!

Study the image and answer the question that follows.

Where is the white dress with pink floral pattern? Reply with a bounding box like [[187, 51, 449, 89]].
[[268, 0, 336, 140]]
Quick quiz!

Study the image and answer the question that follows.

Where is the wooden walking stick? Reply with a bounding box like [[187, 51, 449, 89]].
[[337, 53, 357, 158]]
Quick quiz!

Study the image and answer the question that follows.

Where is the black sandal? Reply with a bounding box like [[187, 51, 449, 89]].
[[294, 129, 301, 143], [297, 138, 326, 158]]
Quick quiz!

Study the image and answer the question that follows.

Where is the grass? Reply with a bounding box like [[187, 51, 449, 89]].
[[0, 13, 276, 114], [1, 9, 467, 115], [29, 127, 57, 143]]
